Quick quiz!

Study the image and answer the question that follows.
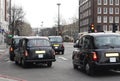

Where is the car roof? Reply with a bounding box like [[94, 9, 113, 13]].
[[24, 36, 49, 40], [83, 32, 120, 37], [48, 36, 62, 38], [13, 36, 27, 39]]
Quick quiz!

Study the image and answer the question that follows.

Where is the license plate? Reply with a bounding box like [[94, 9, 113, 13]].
[[55, 47, 58, 49], [38, 54, 43, 58], [110, 57, 116, 62]]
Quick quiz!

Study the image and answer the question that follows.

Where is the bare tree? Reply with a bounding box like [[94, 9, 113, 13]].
[[10, 6, 25, 35], [20, 22, 32, 36]]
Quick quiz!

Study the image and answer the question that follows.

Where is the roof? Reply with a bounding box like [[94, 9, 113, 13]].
[[82, 32, 120, 37], [24, 36, 49, 40], [48, 36, 62, 39], [13, 36, 27, 39]]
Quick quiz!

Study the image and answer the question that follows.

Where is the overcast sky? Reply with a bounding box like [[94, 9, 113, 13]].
[[12, 0, 78, 28]]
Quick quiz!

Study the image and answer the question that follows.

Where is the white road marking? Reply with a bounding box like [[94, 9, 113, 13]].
[[58, 56, 68, 61], [0, 50, 5, 52]]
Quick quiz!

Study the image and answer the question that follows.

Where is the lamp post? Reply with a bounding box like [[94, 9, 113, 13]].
[[57, 3, 61, 35], [9, 0, 13, 35]]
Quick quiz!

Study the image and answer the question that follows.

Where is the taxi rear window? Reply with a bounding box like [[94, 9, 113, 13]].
[[94, 36, 120, 48]]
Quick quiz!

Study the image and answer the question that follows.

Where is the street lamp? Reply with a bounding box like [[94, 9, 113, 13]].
[[57, 3, 61, 35]]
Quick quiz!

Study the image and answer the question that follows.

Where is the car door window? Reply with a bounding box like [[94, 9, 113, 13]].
[[82, 36, 93, 49], [78, 37, 83, 48]]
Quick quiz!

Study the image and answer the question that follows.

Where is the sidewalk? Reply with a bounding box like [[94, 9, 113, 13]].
[[0, 44, 22, 81], [0, 74, 26, 81]]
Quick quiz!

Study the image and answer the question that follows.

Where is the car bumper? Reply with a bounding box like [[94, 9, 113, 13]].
[[24, 59, 56, 63], [92, 62, 120, 70]]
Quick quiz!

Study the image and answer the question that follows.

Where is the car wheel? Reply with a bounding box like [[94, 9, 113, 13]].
[[62, 51, 64, 55], [10, 56, 14, 61], [15, 60, 18, 65], [85, 63, 94, 76], [21, 59, 28, 68], [73, 63, 78, 69], [47, 62, 52, 67]]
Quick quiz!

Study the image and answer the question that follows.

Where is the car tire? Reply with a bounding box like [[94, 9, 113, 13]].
[[21, 59, 28, 68], [10, 56, 14, 61], [73, 63, 78, 69], [47, 62, 52, 67], [15, 60, 18, 65], [62, 51, 64, 55], [85, 63, 94, 76]]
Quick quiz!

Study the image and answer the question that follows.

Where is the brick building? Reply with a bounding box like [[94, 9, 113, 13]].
[[79, 0, 120, 32]]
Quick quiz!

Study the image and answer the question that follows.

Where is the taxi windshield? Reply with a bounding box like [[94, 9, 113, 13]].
[[49, 37, 63, 43]]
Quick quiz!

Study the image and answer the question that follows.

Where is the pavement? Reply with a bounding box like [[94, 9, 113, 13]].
[[0, 43, 26, 81]]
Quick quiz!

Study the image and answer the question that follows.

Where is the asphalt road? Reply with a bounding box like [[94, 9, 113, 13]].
[[1, 42, 120, 81]]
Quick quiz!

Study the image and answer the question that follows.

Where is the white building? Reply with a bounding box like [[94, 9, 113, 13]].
[[0, 0, 9, 44]]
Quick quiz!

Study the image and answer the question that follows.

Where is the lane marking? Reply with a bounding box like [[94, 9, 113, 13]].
[[0, 50, 5, 53], [58, 56, 68, 61]]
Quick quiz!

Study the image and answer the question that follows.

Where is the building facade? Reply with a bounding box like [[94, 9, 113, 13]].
[[0, 0, 9, 44], [79, 0, 120, 32]]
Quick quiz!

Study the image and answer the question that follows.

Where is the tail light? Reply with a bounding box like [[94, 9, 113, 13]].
[[61, 44, 64, 48], [24, 50, 28, 56], [92, 52, 98, 61], [10, 47, 13, 52]]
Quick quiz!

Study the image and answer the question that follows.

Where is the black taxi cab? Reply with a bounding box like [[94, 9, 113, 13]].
[[9, 36, 26, 61], [72, 32, 120, 75], [48, 36, 64, 54], [14, 36, 56, 68]]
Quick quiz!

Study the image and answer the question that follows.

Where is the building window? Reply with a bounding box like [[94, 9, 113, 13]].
[[103, 25, 107, 31], [103, 7, 107, 14], [97, 7, 101, 14], [115, 16, 119, 23], [109, 0, 113, 5], [103, 16, 107, 23], [109, 16, 113, 23], [109, 25, 112, 31], [97, 16, 101, 23], [104, 0, 108, 5], [115, 0, 119, 5], [109, 8, 113, 14], [98, 0, 102, 5], [115, 7, 119, 14], [117, 25, 119, 31]]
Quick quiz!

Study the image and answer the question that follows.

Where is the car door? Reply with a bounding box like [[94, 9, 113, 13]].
[[79, 35, 93, 65], [73, 37, 84, 65]]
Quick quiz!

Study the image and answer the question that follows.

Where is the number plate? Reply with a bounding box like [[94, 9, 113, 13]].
[[55, 46, 58, 49], [38, 54, 43, 58], [110, 57, 116, 62]]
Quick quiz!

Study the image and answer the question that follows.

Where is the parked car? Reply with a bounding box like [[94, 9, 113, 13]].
[[72, 32, 120, 75], [9, 36, 26, 61], [48, 36, 64, 54], [14, 36, 56, 68]]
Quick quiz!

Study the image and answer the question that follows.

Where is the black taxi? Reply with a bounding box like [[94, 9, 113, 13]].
[[9, 36, 26, 61], [72, 32, 120, 75], [48, 36, 64, 54], [14, 36, 56, 68]]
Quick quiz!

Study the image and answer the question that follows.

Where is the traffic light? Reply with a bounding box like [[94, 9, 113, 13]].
[[89, 24, 95, 33], [112, 23, 117, 33]]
